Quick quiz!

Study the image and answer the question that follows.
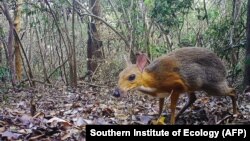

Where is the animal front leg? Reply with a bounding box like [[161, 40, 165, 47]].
[[170, 93, 180, 125], [151, 98, 165, 125], [159, 98, 164, 116], [175, 92, 196, 120]]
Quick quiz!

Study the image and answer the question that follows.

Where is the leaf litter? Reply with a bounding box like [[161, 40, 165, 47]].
[[0, 83, 249, 140]]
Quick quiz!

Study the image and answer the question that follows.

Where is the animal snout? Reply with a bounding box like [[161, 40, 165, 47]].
[[113, 87, 127, 97], [113, 87, 121, 97]]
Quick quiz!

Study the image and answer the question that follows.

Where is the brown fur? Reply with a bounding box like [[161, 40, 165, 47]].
[[116, 47, 238, 124]]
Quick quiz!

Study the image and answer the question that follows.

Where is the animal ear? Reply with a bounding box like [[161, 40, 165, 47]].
[[123, 55, 132, 66], [136, 53, 148, 72]]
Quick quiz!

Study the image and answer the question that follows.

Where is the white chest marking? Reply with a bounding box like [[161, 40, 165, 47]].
[[137, 86, 156, 93], [137, 86, 170, 98]]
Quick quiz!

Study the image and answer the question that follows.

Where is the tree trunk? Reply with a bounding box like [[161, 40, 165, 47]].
[[203, 0, 209, 25], [13, 29, 35, 87], [2, 1, 16, 86], [87, 0, 103, 79], [70, 0, 77, 87], [230, 0, 242, 83], [244, 0, 250, 87], [14, 0, 23, 81], [0, 41, 2, 64], [35, 24, 50, 84]]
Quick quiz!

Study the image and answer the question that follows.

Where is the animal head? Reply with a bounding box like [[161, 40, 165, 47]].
[[113, 53, 149, 97]]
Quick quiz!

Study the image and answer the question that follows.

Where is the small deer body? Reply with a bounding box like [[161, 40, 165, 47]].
[[115, 47, 237, 124]]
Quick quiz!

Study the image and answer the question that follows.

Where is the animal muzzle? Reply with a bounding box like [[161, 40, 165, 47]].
[[113, 87, 127, 97]]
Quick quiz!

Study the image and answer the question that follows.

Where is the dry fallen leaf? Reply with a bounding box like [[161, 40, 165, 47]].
[[0, 126, 6, 132], [33, 112, 45, 118], [71, 102, 82, 109], [19, 114, 33, 126], [18, 129, 32, 134], [151, 116, 166, 125], [115, 114, 129, 120], [1, 131, 22, 140], [102, 108, 114, 117], [47, 117, 68, 123], [47, 117, 72, 128], [61, 130, 72, 140], [138, 115, 154, 125], [75, 117, 86, 126]]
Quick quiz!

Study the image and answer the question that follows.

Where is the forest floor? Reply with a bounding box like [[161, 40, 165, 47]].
[[0, 81, 250, 140]]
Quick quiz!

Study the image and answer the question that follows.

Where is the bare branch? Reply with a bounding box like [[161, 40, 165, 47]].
[[71, 0, 130, 47]]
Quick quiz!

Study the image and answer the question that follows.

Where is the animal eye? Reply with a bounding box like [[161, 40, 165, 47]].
[[128, 74, 136, 81]]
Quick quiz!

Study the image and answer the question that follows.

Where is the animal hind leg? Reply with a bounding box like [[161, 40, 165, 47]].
[[216, 84, 238, 115], [207, 82, 238, 115], [227, 88, 238, 115]]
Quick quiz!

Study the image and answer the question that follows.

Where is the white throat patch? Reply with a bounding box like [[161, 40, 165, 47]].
[[137, 86, 156, 93], [137, 86, 172, 98]]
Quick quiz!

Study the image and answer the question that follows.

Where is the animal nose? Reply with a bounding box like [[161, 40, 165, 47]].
[[113, 87, 121, 97]]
